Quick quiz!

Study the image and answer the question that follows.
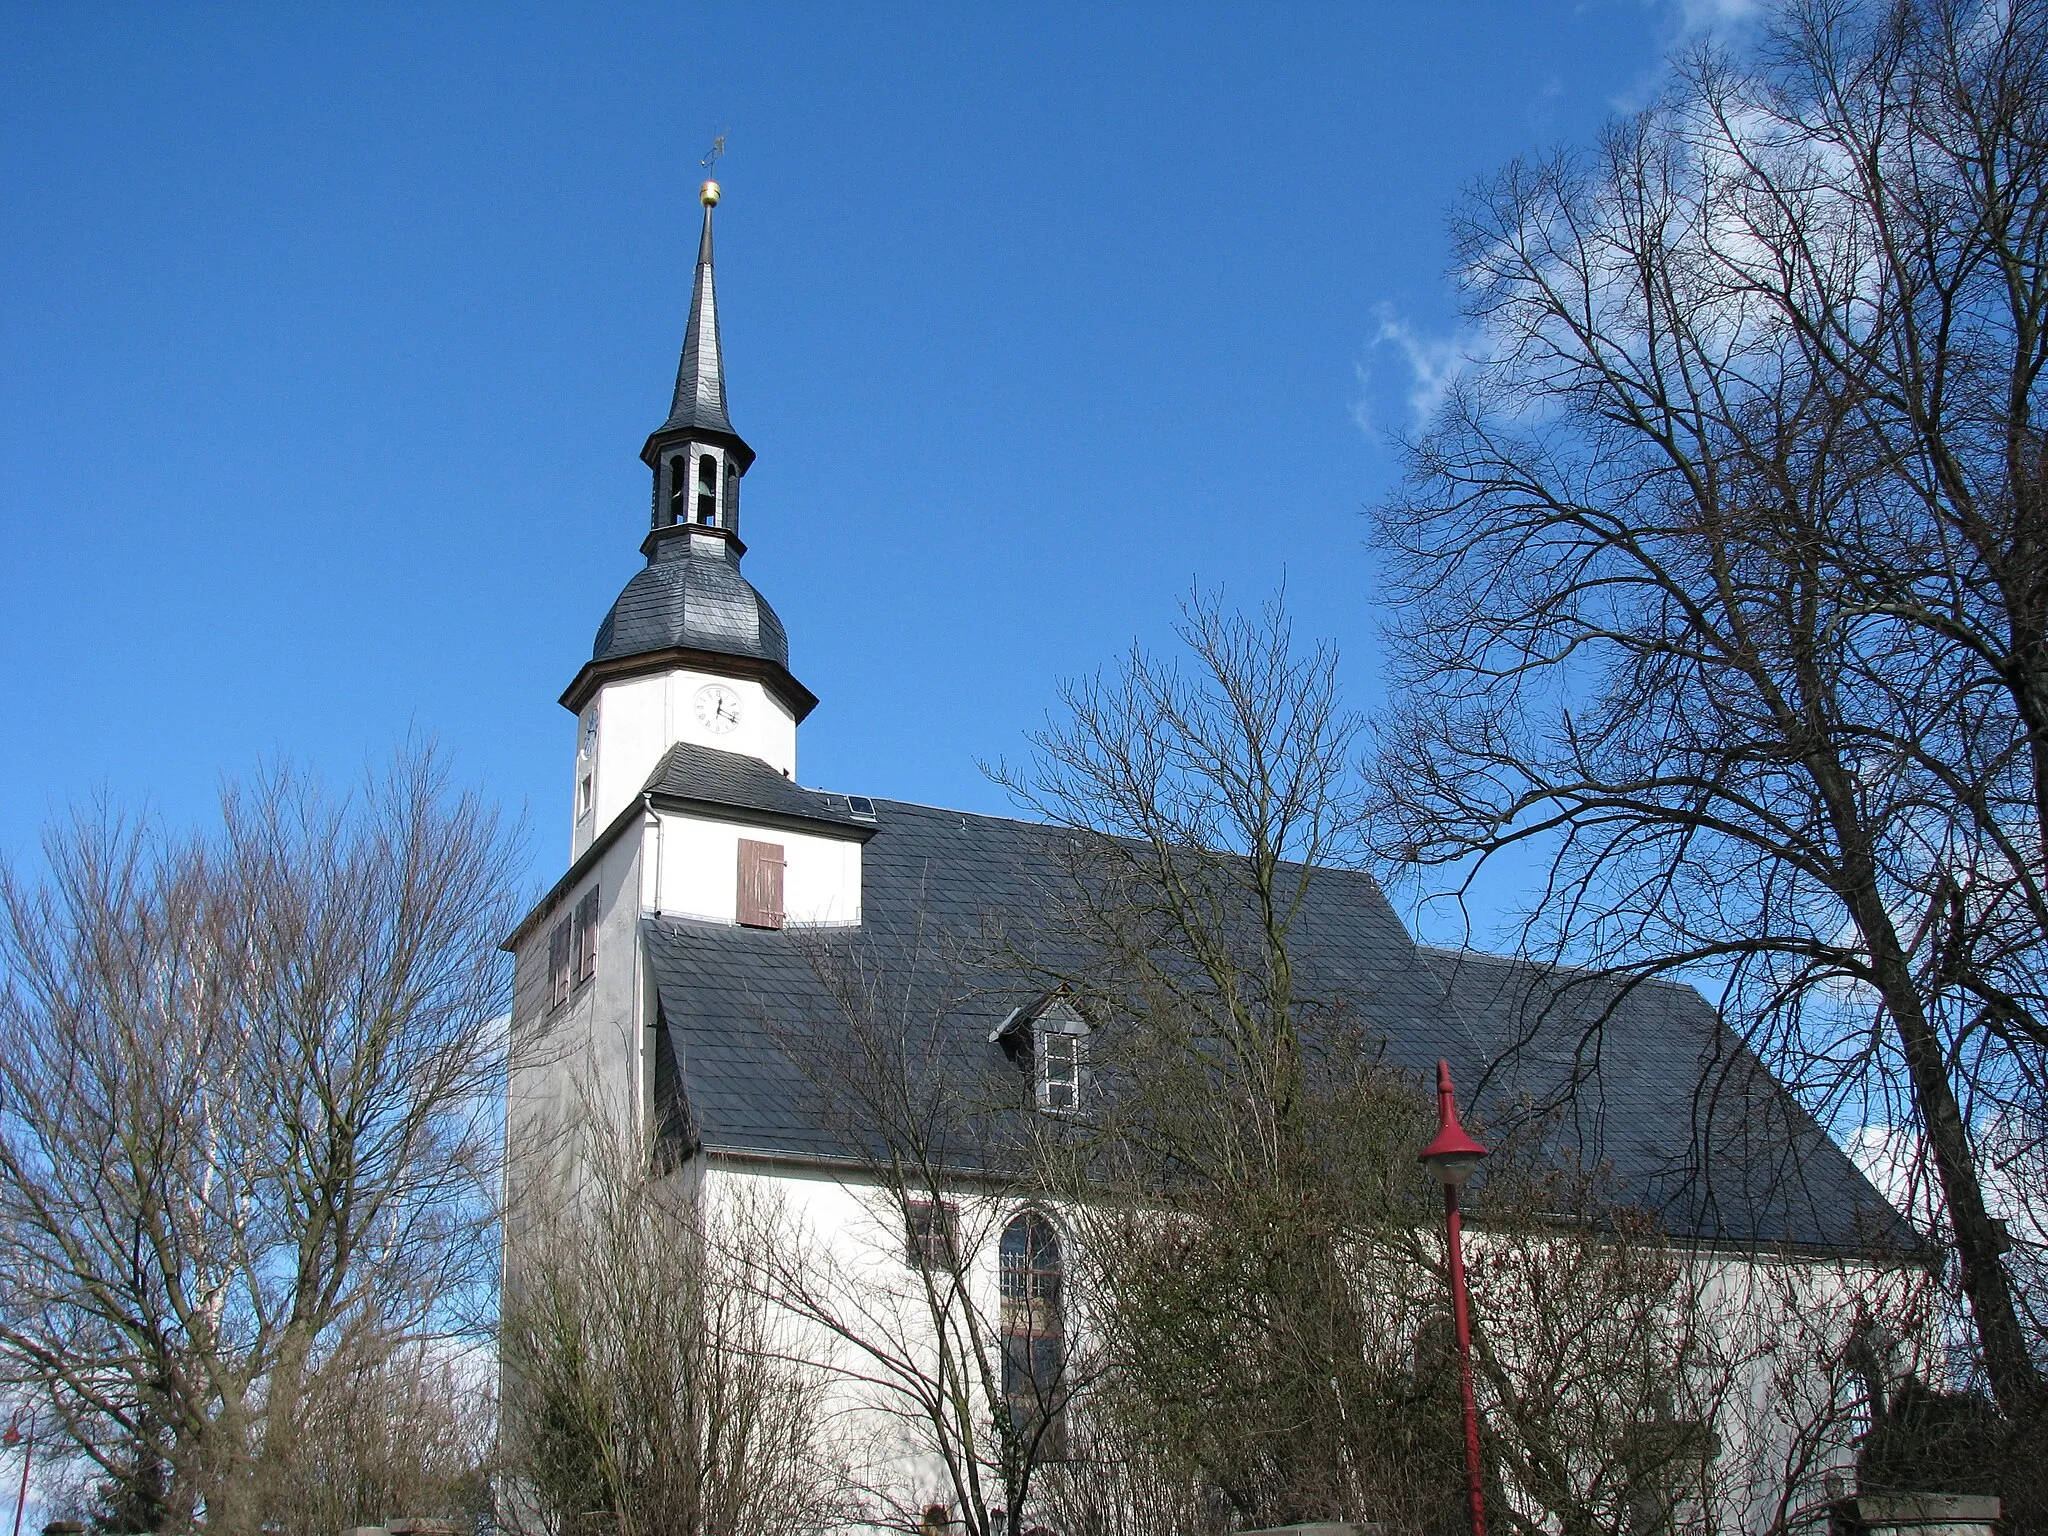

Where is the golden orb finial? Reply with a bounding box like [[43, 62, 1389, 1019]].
[[699, 179, 721, 207]]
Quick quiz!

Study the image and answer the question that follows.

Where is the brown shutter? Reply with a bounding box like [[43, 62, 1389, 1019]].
[[736, 839, 786, 929], [574, 888, 600, 984], [547, 919, 572, 1009]]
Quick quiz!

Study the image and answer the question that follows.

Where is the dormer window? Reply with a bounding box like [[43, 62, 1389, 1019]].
[[1037, 1017, 1084, 1112], [696, 454, 719, 525], [991, 993, 1089, 1115]]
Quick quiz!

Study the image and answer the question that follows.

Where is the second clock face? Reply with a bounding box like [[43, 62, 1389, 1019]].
[[694, 683, 743, 734]]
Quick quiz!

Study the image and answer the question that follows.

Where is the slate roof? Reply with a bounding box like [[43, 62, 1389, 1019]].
[[643, 796, 1915, 1257], [592, 534, 790, 668], [655, 202, 739, 443], [642, 741, 874, 835]]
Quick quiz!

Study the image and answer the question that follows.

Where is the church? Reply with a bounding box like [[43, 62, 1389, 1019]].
[[501, 180, 1915, 1529]]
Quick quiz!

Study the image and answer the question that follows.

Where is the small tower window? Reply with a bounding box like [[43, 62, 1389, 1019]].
[[575, 709, 598, 822], [696, 454, 719, 526], [666, 456, 689, 526]]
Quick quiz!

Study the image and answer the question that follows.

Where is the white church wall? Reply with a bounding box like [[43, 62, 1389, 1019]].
[[577, 667, 800, 850], [577, 674, 664, 854], [699, 1156, 1054, 1526], [506, 828, 652, 1196], [686, 1154, 1912, 1536], [645, 809, 862, 926], [1684, 1249, 1926, 1535]]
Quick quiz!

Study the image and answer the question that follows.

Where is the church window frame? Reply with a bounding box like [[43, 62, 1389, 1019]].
[[904, 1198, 960, 1272], [998, 1208, 1068, 1457]]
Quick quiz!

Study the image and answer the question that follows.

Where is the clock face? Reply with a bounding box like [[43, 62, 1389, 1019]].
[[694, 683, 743, 734]]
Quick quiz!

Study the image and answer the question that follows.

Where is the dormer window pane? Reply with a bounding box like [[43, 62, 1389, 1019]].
[[1037, 1027, 1082, 1112]]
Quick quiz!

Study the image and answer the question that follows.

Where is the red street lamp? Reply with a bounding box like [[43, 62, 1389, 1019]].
[[2, 1411, 29, 1536], [1419, 1058, 1489, 1536]]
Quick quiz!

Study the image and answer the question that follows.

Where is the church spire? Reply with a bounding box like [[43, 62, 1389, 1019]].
[[660, 182, 737, 441], [642, 179, 754, 536]]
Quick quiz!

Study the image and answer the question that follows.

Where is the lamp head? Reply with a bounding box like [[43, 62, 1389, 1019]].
[[1419, 1058, 1488, 1188]]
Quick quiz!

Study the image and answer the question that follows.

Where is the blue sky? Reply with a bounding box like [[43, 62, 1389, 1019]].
[[2, 1, 1744, 925]]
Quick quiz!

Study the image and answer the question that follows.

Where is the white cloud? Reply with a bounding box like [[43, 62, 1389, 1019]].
[[1357, 306, 1469, 432], [1670, 0, 1763, 39]]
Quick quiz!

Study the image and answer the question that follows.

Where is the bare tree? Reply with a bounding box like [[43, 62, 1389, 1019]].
[[0, 748, 519, 1530], [994, 595, 1889, 1535], [497, 1081, 841, 1536], [1368, 0, 2048, 1439]]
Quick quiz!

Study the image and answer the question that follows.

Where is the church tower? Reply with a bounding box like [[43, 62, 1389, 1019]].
[[557, 179, 817, 859]]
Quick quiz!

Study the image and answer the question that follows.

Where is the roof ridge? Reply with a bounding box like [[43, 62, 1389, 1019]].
[[1417, 943, 1701, 994]]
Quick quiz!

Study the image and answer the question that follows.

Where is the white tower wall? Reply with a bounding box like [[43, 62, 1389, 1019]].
[[572, 668, 800, 856]]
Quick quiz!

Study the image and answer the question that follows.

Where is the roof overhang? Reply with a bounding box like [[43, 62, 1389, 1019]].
[[561, 646, 819, 722], [502, 794, 645, 952], [644, 787, 877, 844], [640, 422, 756, 474]]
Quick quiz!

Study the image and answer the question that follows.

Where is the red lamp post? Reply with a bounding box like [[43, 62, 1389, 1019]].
[[3, 1411, 29, 1536], [1419, 1058, 1489, 1536]]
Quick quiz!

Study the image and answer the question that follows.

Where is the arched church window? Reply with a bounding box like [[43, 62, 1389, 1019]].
[[696, 454, 719, 525], [999, 1210, 1067, 1456], [666, 455, 689, 526]]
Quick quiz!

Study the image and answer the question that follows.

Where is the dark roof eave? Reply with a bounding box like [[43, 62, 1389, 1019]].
[[645, 787, 876, 843], [561, 646, 819, 721], [689, 1143, 1921, 1262], [640, 422, 756, 473], [502, 795, 647, 953]]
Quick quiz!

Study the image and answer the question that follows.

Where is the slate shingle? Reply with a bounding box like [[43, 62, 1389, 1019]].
[[643, 798, 1913, 1255], [593, 536, 789, 669], [640, 742, 871, 833]]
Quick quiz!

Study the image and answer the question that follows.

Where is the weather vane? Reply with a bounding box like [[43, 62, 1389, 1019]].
[[699, 131, 729, 206]]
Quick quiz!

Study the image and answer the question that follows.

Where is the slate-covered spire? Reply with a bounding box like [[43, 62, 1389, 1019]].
[[665, 187, 732, 436], [644, 180, 753, 472]]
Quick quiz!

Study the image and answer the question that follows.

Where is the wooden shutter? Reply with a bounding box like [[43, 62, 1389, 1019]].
[[736, 839, 786, 929], [547, 919, 572, 1010], [573, 888, 600, 984]]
